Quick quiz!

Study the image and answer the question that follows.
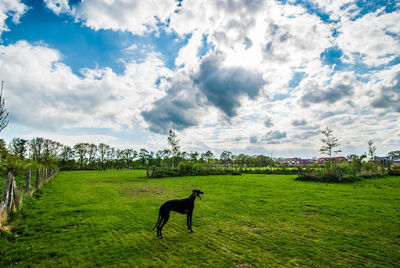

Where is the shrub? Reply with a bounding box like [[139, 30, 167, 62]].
[[388, 165, 400, 176]]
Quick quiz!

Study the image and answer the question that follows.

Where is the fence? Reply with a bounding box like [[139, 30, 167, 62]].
[[0, 168, 59, 226]]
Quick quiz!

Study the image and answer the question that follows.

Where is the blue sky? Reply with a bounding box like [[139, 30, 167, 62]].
[[0, 0, 399, 158]]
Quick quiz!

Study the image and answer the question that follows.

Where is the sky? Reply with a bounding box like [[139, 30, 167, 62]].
[[0, 0, 399, 158]]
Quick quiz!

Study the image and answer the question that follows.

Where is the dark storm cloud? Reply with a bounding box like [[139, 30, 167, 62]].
[[319, 110, 345, 119], [215, 0, 265, 14], [371, 72, 400, 113], [244, 37, 253, 49], [262, 23, 293, 62], [142, 53, 266, 134], [249, 136, 258, 144], [301, 82, 354, 107], [193, 54, 266, 117], [264, 117, 273, 127], [292, 119, 307, 126], [265, 130, 287, 140], [141, 78, 201, 134], [292, 130, 320, 140], [263, 41, 288, 62]]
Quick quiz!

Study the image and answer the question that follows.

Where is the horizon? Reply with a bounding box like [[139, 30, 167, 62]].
[[0, 0, 399, 158]]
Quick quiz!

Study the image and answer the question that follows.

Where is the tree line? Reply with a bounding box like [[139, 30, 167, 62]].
[[0, 136, 279, 172]]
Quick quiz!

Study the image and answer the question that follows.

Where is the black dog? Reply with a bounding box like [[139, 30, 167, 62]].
[[153, 190, 204, 238]]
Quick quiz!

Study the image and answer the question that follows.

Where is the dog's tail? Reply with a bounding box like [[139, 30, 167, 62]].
[[152, 213, 161, 230]]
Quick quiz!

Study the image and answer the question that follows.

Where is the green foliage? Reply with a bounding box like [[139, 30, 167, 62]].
[[320, 127, 341, 157], [1, 170, 400, 266], [296, 159, 385, 183], [388, 165, 400, 176], [388, 150, 400, 157], [367, 140, 377, 158]]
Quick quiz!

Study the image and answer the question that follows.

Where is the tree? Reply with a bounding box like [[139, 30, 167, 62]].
[[115, 149, 124, 169], [155, 150, 164, 166], [87, 144, 97, 169], [220, 151, 233, 169], [320, 127, 341, 157], [0, 138, 9, 160], [201, 150, 214, 164], [59, 145, 74, 168], [74, 143, 89, 169], [30, 137, 44, 163], [161, 148, 172, 167], [106, 147, 115, 169], [367, 140, 376, 159], [9, 138, 28, 160], [128, 149, 137, 169], [189, 151, 199, 162], [122, 148, 136, 169], [139, 148, 149, 166], [387, 150, 400, 158], [236, 154, 247, 168], [0, 81, 9, 133], [167, 129, 180, 168], [43, 139, 62, 166], [98, 143, 110, 170]]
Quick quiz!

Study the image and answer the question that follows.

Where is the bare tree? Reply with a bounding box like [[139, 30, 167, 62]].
[[0, 81, 9, 133], [320, 127, 341, 157], [168, 129, 180, 168], [367, 140, 376, 159]]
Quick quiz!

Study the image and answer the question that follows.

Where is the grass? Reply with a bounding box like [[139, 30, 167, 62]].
[[1, 170, 400, 267]]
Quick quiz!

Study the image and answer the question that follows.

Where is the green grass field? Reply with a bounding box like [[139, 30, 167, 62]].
[[1, 170, 400, 267]]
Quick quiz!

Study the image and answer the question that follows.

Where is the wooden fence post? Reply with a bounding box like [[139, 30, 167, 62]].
[[0, 169, 20, 214], [25, 168, 31, 194], [35, 169, 40, 189], [297, 167, 303, 177], [41, 167, 45, 185]]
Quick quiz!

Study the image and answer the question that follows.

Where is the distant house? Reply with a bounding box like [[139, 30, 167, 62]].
[[392, 156, 400, 165], [281, 158, 300, 166], [316, 157, 348, 164], [281, 158, 315, 166], [373, 156, 400, 166]]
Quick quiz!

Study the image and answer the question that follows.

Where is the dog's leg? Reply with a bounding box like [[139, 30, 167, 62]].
[[156, 217, 164, 237], [157, 216, 163, 237], [158, 212, 170, 238], [153, 213, 161, 231], [188, 211, 194, 233]]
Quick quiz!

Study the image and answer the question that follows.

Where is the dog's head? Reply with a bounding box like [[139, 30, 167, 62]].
[[192, 189, 204, 200]]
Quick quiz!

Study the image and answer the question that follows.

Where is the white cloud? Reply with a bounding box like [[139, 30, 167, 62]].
[[0, 0, 28, 36], [70, 0, 178, 35], [44, 0, 71, 15], [2, 0, 399, 157], [174, 31, 203, 70], [0, 41, 171, 132], [337, 10, 400, 66]]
